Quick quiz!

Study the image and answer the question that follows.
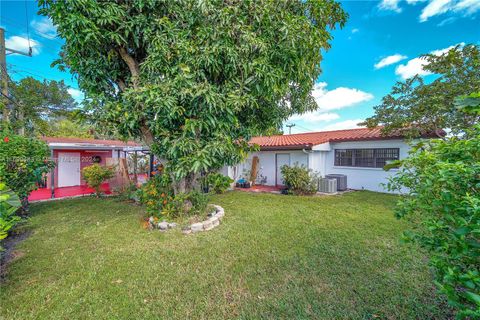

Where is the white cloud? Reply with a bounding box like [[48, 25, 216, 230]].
[[290, 112, 340, 123], [395, 43, 464, 79], [406, 0, 427, 4], [378, 0, 402, 13], [437, 16, 457, 26], [319, 119, 366, 132], [67, 88, 84, 100], [351, 28, 359, 33], [420, 0, 480, 22], [5, 36, 41, 56], [311, 82, 374, 112], [30, 17, 57, 39], [374, 54, 408, 69]]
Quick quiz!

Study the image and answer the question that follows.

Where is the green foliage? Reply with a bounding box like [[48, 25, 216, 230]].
[[364, 44, 480, 137], [280, 165, 319, 195], [0, 132, 54, 205], [138, 173, 209, 219], [81, 164, 115, 197], [42, 119, 93, 139], [387, 123, 480, 318], [113, 182, 138, 202], [0, 183, 21, 246], [206, 173, 233, 194], [137, 174, 173, 216], [8, 76, 78, 136], [40, 0, 347, 192]]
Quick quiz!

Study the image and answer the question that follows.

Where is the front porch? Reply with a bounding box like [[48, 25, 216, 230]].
[[28, 183, 111, 202]]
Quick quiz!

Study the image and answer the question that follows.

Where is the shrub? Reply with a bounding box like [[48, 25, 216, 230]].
[[137, 173, 172, 216], [138, 172, 210, 219], [82, 164, 115, 197], [387, 126, 480, 318], [0, 183, 21, 247], [113, 182, 138, 202], [280, 165, 319, 195], [0, 132, 54, 207], [206, 173, 233, 194]]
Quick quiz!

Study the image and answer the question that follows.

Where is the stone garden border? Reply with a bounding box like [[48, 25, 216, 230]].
[[147, 205, 225, 235]]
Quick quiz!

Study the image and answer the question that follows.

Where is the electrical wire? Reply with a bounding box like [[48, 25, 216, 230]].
[[1, 16, 63, 45], [24, 0, 32, 56], [293, 123, 316, 133], [7, 64, 81, 90]]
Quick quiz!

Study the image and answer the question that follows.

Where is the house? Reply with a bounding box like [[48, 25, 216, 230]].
[[29, 137, 147, 201], [225, 127, 438, 193]]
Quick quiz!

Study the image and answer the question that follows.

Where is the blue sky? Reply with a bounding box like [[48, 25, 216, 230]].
[[1, 0, 479, 134]]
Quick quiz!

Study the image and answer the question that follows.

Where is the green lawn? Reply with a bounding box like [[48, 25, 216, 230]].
[[0, 191, 450, 319]]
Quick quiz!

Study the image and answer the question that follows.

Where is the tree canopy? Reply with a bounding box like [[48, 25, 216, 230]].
[[8, 77, 78, 136], [40, 0, 347, 193], [363, 44, 480, 137]]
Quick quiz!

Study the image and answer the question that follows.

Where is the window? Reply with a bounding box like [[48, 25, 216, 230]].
[[334, 148, 399, 168]]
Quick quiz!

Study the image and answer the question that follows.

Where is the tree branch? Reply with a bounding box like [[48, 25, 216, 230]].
[[117, 47, 140, 88]]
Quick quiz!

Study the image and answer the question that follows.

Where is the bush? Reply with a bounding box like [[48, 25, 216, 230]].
[[388, 127, 480, 318], [280, 165, 319, 195], [137, 173, 173, 216], [82, 164, 115, 197], [0, 133, 54, 207], [0, 183, 21, 247], [206, 173, 233, 194], [138, 173, 210, 219]]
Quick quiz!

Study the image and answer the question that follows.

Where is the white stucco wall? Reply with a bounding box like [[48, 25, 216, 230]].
[[324, 139, 410, 192], [225, 139, 411, 193], [233, 150, 309, 186]]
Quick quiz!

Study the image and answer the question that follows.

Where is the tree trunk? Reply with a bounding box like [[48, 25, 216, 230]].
[[171, 172, 198, 195], [17, 107, 25, 136]]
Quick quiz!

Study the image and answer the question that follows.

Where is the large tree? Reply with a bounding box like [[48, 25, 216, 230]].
[[40, 0, 347, 194], [363, 44, 480, 137], [8, 77, 78, 136]]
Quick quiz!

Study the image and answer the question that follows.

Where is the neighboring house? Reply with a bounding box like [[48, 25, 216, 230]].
[[29, 137, 145, 201], [224, 127, 438, 193]]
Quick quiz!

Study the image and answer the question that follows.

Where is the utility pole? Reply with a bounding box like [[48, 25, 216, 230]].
[[286, 123, 296, 135], [0, 27, 32, 132]]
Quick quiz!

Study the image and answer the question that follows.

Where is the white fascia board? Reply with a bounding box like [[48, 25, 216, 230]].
[[312, 142, 331, 151], [49, 143, 121, 150]]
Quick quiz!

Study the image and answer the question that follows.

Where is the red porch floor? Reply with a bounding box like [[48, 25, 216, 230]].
[[28, 183, 111, 202], [234, 185, 284, 193]]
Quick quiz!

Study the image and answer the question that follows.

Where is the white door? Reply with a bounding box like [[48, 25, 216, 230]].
[[58, 152, 81, 187], [276, 153, 290, 186]]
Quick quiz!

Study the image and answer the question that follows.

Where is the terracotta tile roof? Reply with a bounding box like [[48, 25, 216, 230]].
[[40, 136, 141, 147], [250, 127, 437, 149]]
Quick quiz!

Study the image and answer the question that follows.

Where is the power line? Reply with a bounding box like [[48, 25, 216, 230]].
[[24, 0, 33, 56], [294, 123, 316, 133], [1, 16, 63, 46], [7, 64, 81, 90]]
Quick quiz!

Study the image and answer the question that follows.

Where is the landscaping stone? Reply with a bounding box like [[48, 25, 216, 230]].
[[203, 220, 213, 231], [209, 216, 219, 227], [147, 205, 224, 234], [191, 223, 204, 233], [158, 222, 169, 231], [215, 210, 224, 219]]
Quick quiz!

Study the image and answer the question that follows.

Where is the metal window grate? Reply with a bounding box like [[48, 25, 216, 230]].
[[334, 148, 399, 168]]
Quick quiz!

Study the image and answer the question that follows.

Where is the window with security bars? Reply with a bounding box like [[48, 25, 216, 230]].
[[334, 148, 399, 168]]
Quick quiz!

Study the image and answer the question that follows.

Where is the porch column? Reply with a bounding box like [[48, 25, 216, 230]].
[[149, 153, 154, 178], [133, 151, 138, 184], [50, 149, 55, 199]]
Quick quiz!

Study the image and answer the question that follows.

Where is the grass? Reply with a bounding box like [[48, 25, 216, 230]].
[[0, 191, 450, 319]]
